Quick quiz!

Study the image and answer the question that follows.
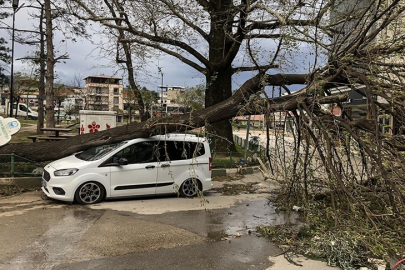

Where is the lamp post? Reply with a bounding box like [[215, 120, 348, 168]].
[[158, 67, 164, 112], [161, 71, 164, 112], [9, 0, 19, 117]]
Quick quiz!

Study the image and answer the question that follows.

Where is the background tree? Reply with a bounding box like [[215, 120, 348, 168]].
[[140, 87, 158, 116], [177, 84, 205, 113], [0, 38, 10, 86], [0, 0, 12, 92], [53, 83, 69, 122]]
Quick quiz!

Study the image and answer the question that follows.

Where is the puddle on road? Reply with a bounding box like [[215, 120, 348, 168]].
[[143, 199, 299, 241], [203, 200, 298, 239]]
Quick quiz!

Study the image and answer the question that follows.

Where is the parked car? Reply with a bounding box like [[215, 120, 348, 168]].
[[41, 134, 212, 204], [1, 103, 38, 119]]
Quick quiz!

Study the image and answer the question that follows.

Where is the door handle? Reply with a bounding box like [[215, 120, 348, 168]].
[[145, 165, 155, 169], [161, 164, 170, 168]]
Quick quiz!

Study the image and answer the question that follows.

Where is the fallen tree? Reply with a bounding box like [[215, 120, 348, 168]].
[[0, 72, 348, 162]]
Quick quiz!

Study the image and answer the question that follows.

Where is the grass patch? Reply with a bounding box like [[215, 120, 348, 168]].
[[213, 174, 245, 182], [0, 185, 38, 197], [214, 182, 259, 195]]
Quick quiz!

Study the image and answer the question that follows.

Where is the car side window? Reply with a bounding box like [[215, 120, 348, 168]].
[[112, 142, 157, 164], [156, 141, 205, 161]]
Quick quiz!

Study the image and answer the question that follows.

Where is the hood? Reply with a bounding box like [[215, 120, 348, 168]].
[[30, 110, 38, 116], [47, 154, 93, 171]]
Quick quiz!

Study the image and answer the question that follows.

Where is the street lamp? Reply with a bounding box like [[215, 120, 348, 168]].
[[158, 67, 164, 112], [9, 0, 19, 117]]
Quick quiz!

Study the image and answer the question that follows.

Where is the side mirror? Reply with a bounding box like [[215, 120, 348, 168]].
[[118, 157, 128, 165]]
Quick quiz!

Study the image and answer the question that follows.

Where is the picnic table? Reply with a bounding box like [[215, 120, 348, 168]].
[[40, 127, 72, 137], [28, 127, 74, 142]]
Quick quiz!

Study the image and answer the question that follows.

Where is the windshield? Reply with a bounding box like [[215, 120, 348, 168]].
[[75, 141, 127, 161]]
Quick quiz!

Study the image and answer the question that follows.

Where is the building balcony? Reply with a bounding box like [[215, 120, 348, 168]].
[[89, 92, 109, 96]]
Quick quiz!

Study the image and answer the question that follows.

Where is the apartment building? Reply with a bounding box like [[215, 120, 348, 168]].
[[157, 85, 185, 114], [84, 74, 124, 111]]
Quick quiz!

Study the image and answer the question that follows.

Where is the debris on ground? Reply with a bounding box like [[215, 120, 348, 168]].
[[0, 185, 37, 197], [214, 182, 259, 195]]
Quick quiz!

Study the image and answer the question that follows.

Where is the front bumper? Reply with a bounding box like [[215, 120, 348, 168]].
[[42, 172, 74, 202]]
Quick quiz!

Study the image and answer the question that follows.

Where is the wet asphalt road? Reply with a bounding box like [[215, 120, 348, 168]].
[[0, 174, 335, 270], [0, 189, 289, 270]]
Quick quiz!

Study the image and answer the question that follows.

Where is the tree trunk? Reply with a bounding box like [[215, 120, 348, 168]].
[[205, 66, 235, 152], [206, 0, 238, 151], [37, 4, 45, 134], [44, 0, 55, 128], [122, 42, 146, 121]]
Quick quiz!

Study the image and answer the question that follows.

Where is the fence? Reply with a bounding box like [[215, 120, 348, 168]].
[[0, 154, 44, 177]]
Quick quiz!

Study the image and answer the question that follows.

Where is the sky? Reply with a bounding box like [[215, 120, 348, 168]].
[[1, 2, 320, 94]]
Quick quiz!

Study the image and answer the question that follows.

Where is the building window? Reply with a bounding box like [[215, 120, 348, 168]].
[[96, 96, 101, 102], [114, 88, 119, 95], [114, 97, 119, 104], [96, 87, 102, 94]]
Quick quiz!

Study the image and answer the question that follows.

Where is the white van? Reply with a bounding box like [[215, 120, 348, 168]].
[[9, 103, 38, 119], [41, 134, 212, 204]]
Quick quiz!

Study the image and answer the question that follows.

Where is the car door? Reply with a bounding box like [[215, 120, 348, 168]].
[[109, 141, 158, 197], [155, 140, 194, 195]]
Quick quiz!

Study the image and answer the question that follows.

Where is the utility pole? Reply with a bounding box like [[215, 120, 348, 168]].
[[9, 0, 20, 117]]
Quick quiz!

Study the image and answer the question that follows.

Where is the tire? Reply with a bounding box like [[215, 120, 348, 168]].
[[179, 178, 201, 198], [74, 182, 105, 204]]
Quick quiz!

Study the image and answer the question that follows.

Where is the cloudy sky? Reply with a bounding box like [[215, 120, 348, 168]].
[[2, 2, 319, 94]]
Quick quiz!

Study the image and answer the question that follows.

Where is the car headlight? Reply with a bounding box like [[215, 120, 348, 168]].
[[54, 168, 78, 176]]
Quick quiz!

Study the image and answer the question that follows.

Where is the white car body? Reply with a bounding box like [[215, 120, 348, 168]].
[[41, 134, 212, 204]]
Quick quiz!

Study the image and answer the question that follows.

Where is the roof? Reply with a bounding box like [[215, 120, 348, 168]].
[[84, 74, 123, 80], [234, 115, 265, 121]]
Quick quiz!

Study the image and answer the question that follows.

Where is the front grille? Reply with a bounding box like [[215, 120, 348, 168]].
[[43, 169, 50, 182]]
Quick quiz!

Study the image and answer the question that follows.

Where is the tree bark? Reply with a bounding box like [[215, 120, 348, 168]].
[[44, 0, 55, 128], [206, 0, 239, 151], [37, 4, 45, 134]]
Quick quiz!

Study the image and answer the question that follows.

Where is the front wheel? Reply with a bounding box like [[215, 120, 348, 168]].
[[179, 178, 201, 197], [74, 182, 105, 204]]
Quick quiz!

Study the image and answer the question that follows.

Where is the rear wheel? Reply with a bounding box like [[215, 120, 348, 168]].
[[74, 182, 105, 204], [179, 178, 201, 197]]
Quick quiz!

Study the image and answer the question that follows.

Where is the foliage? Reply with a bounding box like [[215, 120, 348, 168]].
[[0, 0, 11, 85], [177, 84, 205, 112], [139, 87, 158, 112]]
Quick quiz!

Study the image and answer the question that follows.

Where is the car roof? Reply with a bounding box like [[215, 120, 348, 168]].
[[125, 133, 207, 144]]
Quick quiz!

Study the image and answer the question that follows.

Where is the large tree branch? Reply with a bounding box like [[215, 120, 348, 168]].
[[0, 72, 315, 162], [160, 0, 208, 41], [232, 64, 278, 73]]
